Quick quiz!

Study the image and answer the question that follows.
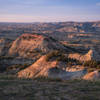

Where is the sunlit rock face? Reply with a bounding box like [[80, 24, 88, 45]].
[[68, 48, 100, 62], [8, 34, 68, 58], [17, 55, 87, 80], [83, 71, 100, 80], [17, 55, 59, 78]]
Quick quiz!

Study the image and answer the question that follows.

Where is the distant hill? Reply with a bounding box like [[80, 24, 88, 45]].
[[0, 21, 100, 34]]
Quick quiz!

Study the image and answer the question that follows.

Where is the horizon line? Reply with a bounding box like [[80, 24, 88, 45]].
[[0, 20, 100, 23]]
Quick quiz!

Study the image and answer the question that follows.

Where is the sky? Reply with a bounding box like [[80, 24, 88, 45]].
[[0, 0, 100, 22]]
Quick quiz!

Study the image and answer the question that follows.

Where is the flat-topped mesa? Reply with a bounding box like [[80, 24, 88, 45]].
[[8, 33, 68, 58]]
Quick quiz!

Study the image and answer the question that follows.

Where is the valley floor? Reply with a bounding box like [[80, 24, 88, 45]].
[[0, 74, 100, 100]]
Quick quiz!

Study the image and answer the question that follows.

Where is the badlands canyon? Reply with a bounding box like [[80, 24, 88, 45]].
[[0, 22, 100, 100]]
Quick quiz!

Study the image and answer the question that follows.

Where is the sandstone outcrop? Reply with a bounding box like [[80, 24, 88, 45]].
[[18, 55, 87, 80], [83, 71, 100, 80], [8, 34, 69, 58], [68, 48, 100, 62]]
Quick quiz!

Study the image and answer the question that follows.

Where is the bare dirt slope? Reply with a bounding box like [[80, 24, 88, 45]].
[[68, 48, 100, 62], [18, 55, 87, 80], [18, 55, 67, 79], [8, 34, 69, 58]]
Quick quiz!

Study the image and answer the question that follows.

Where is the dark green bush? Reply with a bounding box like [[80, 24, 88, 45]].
[[83, 60, 100, 68], [46, 51, 81, 66], [87, 68, 96, 73], [6, 64, 30, 72], [46, 50, 61, 61]]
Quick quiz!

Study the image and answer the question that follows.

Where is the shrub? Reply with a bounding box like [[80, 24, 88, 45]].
[[49, 36, 57, 42], [56, 54, 67, 62], [83, 60, 100, 69], [87, 68, 96, 73], [6, 64, 30, 72], [20, 64, 30, 70], [46, 50, 69, 62], [83, 60, 98, 68], [46, 50, 81, 66], [46, 50, 61, 61], [65, 58, 82, 66]]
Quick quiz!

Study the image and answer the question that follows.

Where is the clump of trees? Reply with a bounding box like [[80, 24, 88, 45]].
[[22, 35, 35, 40], [83, 60, 100, 72], [46, 51, 100, 72], [45, 50, 61, 61], [83, 60, 100, 68], [6, 64, 31, 72], [45, 50, 82, 65]]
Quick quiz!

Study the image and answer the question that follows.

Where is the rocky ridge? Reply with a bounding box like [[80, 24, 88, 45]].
[[68, 48, 100, 62], [8, 34, 70, 58], [18, 55, 87, 80]]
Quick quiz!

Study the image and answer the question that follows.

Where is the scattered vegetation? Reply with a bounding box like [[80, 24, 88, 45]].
[[29, 49, 42, 53], [45, 50, 61, 61], [83, 60, 100, 72], [0, 56, 15, 60], [49, 36, 57, 42], [46, 51, 100, 71], [83, 60, 100, 68], [87, 67, 94, 73], [46, 50, 82, 65], [6, 64, 31, 72], [44, 37, 57, 42], [69, 40, 81, 44], [22, 35, 35, 40]]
